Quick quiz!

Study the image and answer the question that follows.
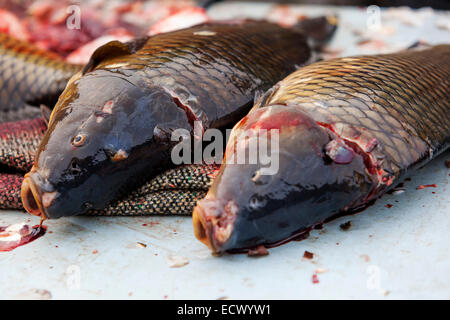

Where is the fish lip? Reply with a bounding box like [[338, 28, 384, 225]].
[[193, 204, 218, 252], [193, 198, 237, 254], [21, 173, 49, 220]]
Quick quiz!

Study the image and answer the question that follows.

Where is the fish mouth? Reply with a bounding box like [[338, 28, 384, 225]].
[[21, 170, 51, 219], [193, 204, 215, 251], [192, 198, 238, 254]]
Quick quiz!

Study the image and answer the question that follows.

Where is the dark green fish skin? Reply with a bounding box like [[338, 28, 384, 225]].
[[193, 45, 450, 253], [0, 33, 80, 123], [21, 19, 336, 219]]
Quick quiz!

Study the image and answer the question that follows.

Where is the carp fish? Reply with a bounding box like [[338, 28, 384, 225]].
[[193, 45, 450, 253], [21, 18, 337, 219], [0, 33, 80, 123]]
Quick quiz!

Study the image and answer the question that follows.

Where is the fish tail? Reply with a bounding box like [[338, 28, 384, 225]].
[[293, 15, 338, 50]]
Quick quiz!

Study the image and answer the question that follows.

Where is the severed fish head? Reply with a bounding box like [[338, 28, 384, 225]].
[[193, 105, 374, 253], [21, 69, 191, 219]]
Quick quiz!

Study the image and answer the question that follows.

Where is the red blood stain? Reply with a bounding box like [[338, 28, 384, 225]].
[[251, 117, 300, 131], [303, 250, 314, 259], [365, 138, 378, 152], [316, 121, 393, 193], [101, 100, 114, 114], [385, 204, 393, 208], [172, 96, 199, 131], [312, 274, 319, 284], [416, 184, 437, 190], [245, 108, 311, 132]]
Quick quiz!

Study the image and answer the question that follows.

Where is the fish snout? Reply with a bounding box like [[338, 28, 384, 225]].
[[193, 198, 238, 253], [21, 169, 57, 219], [193, 203, 213, 251]]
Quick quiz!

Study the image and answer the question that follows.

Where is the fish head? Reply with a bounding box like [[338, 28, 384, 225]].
[[193, 104, 374, 253], [21, 69, 191, 219]]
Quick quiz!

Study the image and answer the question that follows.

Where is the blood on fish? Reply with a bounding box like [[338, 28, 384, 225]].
[[316, 121, 393, 192], [171, 96, 199, 130], [250, 117, 300, 131], [248, 109, 307, 132], [102, 100, 114, 114], [365, 138, 378, 152]]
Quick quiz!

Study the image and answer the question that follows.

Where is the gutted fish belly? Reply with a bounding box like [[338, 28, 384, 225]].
[[193, 45, 450, 253], [21, 19, 336, 219], [0, 33, 80, 123]]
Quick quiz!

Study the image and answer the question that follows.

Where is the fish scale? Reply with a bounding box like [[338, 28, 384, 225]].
[[261, 45, 449, 189], [92, 21, 312, 126], [0, 33, 80, 123]]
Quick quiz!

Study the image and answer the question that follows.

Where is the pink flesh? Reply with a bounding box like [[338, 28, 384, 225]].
[[0, 224, 46, 252]]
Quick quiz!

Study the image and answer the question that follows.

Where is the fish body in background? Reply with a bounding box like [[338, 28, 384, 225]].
[[0, 33, 81, 123], [21, 18, 337, 219], [193, 45, 450, 253]]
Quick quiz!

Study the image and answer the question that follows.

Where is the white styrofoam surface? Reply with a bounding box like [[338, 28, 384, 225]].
[[0, 4, 449, 299]]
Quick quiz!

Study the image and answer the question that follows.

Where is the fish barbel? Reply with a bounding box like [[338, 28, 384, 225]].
[[193, 45, 450, 253]]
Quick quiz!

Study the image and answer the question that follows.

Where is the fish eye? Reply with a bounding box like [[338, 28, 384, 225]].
[[72, 134, 86, 147]]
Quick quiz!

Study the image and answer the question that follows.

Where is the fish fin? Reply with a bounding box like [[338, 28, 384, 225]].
[[406, 40, 431, 51], [253, 83, 281, 110], [294, 49, 322, 69], [253, 90, 265, 105], [293, 15, 338, 51], [40, 104, 52, 125], [81, 40, 135, 75], [124, 36, 149, 53]]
